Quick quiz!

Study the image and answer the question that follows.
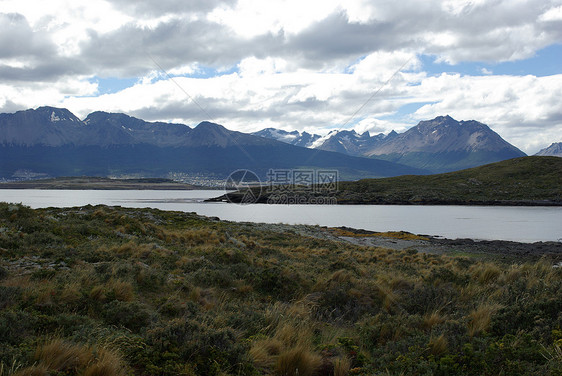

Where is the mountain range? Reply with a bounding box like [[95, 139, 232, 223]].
[[0, 107, 423, 181], [253, 115, 527, 172], [535, 142, 562, 157], [0, 107, 536, 182]]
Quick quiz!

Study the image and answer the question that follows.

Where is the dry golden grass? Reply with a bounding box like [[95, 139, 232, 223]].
[[89, 285, 107, 302], [428, 334, 449, 356], [107, 279, 134, 302], [12, 365, 49, 376], [35, 339, 93, 371], [468, 302, 503, 337], [83, 348, 128, 376], [59, 283, 82, 305], [189, 287, 216, 309], [161, 228, 225, 246], [470, 263, 501, 284], [14, 339, 128, 376], [423, 310, 446, 331], [249, 338, 283, 369], [275, 323, 313, 349], [274, 346, 322, 376], [333, 356, 351, 376]]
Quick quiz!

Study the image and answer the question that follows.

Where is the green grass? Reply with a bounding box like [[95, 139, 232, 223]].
[[336, 156, 562, 204], [0, 202, 561, 375]]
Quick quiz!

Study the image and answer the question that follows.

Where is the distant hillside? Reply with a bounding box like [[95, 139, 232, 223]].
[[213, 157, 562, 205], [335, 156, 561, 205], [535, 142, 562, 157], [0, 176, 199, 190]]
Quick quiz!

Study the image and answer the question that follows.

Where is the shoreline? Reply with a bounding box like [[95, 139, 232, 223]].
[[206, 190, 562, 206], [324, 226, 562, 263], [0, 177, 216, 190]]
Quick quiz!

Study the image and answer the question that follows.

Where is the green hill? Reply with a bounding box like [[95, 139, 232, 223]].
[[336, 156, 562, 205], [215, 156, 562, 205]]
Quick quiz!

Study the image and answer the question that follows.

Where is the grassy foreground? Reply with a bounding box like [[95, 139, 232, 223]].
[[0, 203, 561, 375]]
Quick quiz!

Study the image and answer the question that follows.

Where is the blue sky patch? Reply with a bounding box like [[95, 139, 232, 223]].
[[421, 44, 562, 77], [92, 77, 139, 95]]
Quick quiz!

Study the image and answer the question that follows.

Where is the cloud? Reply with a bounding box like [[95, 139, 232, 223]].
[[2, 0, 561, 81], [0, 13, 55, 59], [410, 73, 562, 152], [108, 0, 237, 17], [1, 0, 561, 154]]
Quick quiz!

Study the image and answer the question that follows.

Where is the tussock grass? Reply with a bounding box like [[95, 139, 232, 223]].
[[428, 334, 449, 356], [470, 262, 502, 284], [274, 346, 322, 376], [468, 302, 503, 337], [13, 339, 127, 376], [423, 310, 447, 330], [333, 356, 352, 376]]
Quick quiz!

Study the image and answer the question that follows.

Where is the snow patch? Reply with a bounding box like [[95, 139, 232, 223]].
[[50, 111, 61, 122], [310, 131, 337, 148], [268, 128, 298, 142]]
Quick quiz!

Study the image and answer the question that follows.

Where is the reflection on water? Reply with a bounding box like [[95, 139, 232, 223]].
[[0, 189, 561, 243]]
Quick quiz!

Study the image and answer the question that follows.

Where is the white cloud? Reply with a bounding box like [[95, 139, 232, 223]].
[[539, 5, 562, 21], [0, 0, 561, 154]]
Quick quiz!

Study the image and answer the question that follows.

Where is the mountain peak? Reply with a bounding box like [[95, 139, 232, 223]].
[[35, 106, 82, 123], [535, 142, 562, 157], [252, 127, 321, 148], [196, 121, 226, 129]]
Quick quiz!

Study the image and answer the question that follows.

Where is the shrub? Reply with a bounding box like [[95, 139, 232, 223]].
[[101, 301, 153, 332]]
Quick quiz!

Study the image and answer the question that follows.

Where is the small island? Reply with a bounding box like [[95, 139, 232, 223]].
[[209, 156, 562, 206]]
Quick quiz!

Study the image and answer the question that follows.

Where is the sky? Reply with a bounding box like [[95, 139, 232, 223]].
[[1, 0, 561, 154]]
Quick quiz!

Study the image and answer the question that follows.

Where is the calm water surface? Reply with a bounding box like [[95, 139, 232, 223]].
[[1, 189, 561, 243]]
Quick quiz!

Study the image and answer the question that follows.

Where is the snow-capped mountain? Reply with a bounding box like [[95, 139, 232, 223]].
[[252, 127, 393, 156], [535, 142, 562, 157], [315, 130, 387, 156], [253, 116, 526, 173], [251, 128, 321, 148]]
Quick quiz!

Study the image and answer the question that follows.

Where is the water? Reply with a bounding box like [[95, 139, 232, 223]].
[[1, 189, 561, 243]]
